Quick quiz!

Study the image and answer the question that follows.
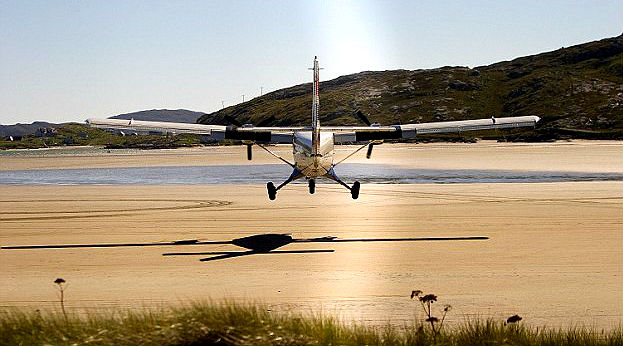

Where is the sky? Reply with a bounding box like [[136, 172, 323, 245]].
[[0, 1, 621, 124]]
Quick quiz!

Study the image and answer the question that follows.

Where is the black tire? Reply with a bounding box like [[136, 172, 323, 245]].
[[267, 182, 277, 200], [351, 181, 360, 199], [308, 179, 316, 194]]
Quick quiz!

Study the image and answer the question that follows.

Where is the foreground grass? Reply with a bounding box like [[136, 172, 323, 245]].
[[1, 302, 621, 346]]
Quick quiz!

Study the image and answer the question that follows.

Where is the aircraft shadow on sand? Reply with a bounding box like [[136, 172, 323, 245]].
[[2, 233, 488, 262]]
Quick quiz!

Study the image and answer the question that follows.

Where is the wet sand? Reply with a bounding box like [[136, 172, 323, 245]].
[[0, 142, 622, 328], [1, 140, 622, 173]]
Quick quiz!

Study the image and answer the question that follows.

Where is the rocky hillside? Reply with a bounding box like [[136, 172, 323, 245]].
[[199, 35, 622, 139]]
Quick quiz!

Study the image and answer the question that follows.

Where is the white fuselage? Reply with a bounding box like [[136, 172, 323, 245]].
[[293, 132, 334, 178], [291, 56, 335, 179]]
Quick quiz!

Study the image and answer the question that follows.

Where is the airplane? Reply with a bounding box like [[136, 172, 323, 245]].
[[1, 233, 489, 262], [86, 56, 540, 200]]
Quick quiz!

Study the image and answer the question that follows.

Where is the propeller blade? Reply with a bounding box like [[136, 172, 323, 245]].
[[224, 115, 242, 127], [246, 143, 253, 160], [355, 110, 372, 126], [366, 143, 374, 159], [255, 115, 276, 127]]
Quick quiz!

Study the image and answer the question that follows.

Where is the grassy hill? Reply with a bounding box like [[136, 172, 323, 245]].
[[199, 35, 623, 140], [0, 124, 203, 150]]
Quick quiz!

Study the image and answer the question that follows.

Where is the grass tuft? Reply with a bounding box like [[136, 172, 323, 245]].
[[0, 302, 621, 346]]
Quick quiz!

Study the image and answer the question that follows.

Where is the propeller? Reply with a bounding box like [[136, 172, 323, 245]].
[[246, 143, 253, 160], [255, 115, 276, 127], [353, 110, 380, 159], [224, 115, 242, 127], [223, 115, 276, 161], [355, 110, 372, 126], [366, 143, 374, 159]]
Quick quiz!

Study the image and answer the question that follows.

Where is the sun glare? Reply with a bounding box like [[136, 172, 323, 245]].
[[314, 1, 387, 78]]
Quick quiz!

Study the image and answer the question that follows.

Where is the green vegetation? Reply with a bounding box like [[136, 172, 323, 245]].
[[1, 302, 621, 346], [200, 35, 623, 140], [0, 123, 205, 150]]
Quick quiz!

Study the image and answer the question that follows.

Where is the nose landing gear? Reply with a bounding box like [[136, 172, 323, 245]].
[[308, 179, 315, 194]]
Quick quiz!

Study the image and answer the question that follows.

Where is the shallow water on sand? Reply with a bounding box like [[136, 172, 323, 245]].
[[1, 164, 621, 185]]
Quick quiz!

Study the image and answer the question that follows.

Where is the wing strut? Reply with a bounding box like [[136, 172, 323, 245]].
[[256, 143, 295, 168]]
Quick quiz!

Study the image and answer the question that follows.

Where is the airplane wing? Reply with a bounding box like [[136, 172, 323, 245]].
[[87, 115, 539, 144], [332, 115, 540, 142], [85, 118, 296, 143]]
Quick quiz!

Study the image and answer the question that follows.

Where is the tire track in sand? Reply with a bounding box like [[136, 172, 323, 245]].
[[0, 199, 232, 221]]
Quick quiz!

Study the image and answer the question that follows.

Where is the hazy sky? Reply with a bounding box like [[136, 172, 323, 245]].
[[1, 1, 621, 124]]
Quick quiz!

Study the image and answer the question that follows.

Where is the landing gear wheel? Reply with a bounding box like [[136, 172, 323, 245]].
[[267, 182, 277, 200], [308, 179, 316, 194], [351, 181, 360, 199]]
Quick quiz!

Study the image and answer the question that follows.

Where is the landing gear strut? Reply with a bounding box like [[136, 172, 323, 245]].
[[308, 179, 315, 194], [326, 168, 360, 199], [267, 169, 303, 200]]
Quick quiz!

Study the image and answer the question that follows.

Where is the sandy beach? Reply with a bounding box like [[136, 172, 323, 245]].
[[0, 141, 621, 328], [1, 140, 621, 173]]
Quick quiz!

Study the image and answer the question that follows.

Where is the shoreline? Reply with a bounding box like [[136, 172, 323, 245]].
[[1, 140, 621, 173]]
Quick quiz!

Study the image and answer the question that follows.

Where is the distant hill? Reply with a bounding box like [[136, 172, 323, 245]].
[[0, 109, 205, 138], [110, 109, 205, 123], [0, 121, 59, 137], [199, 35, 623, 139]]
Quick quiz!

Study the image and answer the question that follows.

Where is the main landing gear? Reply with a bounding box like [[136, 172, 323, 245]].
[[266, 169, 360, 200], [267, 169, 303, 201]]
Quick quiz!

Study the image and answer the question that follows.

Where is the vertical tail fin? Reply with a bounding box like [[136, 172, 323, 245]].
[[311, 56, 320, 156]]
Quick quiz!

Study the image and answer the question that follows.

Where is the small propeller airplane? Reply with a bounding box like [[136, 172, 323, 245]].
[[1, 233, 488, 262], [86, 56, 540, 200]]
